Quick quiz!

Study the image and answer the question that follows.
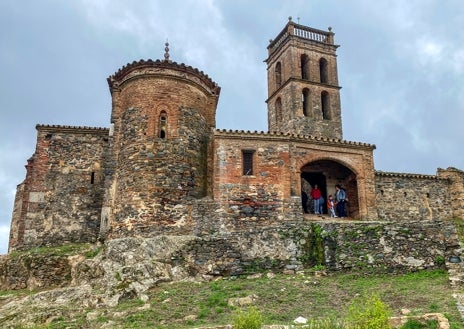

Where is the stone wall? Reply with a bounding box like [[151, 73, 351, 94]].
[[187, 220, 459, 275], [0, 253, 73, 290], [0, 219, 460, 291], [8, 125, 108, 252], [101, 59, 220, 240], [105, 105, 212, 239], [375, 171, 453, 221], [437, 167, 464, 219]]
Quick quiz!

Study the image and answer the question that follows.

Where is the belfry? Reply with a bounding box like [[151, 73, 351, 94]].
[[266, 17, 342, 139]]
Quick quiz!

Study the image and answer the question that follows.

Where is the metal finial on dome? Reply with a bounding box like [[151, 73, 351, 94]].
[[288, 16, 292, 21], [164, 40, 170, 62]]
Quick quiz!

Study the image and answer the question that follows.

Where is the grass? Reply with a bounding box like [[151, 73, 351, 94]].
[[7, 243, 95, 259], [401, 318, 439, 329], [125, 269, 463, 328], [11, 268, 460, 329], [2, 219, 464, 328]]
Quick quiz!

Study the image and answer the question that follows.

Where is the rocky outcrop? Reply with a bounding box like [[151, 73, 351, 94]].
[[0, 219, 462, 326]]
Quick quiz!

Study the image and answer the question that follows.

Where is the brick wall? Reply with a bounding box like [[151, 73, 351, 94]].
[[8, 125, 108, 251], [213, 131, 378, 221]]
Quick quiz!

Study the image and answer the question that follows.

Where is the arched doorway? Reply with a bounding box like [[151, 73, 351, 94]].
[[300, 160, 359, 217]]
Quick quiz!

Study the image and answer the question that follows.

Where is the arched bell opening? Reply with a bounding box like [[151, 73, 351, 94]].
[[300, 159, 359, 218]]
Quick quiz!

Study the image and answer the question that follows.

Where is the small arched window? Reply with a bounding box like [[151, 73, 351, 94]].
[[275, 97, 282, 124], [302, 88, 310, 117], [301, 54, 310, 80], [319, 58, 329, 84], [321, 91, 329, 120], [159, 111, 167, 138], [275, 62, 282, 88]]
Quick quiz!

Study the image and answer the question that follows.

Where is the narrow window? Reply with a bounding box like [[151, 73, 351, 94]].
[[302, 88, 310, 117], [275, 98, 282, 124], [321, 91, 329, 120], [159, 111, 167, 139], [242, 150, 255, 176], [301, 54, 310, 80], [90, 172, 95, 184], [319, 58, 329, 84], [275, 62, 282, 87]]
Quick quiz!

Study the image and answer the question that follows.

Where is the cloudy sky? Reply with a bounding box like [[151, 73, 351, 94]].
[[1, 0, 463, 254]]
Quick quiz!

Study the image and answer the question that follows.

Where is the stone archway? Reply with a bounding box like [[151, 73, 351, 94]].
[[301, 160, 359, 218]]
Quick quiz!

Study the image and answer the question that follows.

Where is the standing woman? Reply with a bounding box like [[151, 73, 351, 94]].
[[335, 184, 346, 218]]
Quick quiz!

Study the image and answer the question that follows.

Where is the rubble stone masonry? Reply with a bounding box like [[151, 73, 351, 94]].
[[6, 21, 463, 286], [9, 125, 108, 251]]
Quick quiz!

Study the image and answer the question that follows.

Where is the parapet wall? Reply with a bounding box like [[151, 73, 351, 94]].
[[375, 171, 453, 221]]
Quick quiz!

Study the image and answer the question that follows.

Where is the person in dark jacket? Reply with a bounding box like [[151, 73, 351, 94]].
[[335, 184, 346, 217]]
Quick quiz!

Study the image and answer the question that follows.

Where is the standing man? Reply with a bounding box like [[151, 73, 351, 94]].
[[335, 184, 346, 218]]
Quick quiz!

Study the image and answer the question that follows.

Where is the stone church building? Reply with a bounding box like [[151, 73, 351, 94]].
[[8, 19, 464, 252]]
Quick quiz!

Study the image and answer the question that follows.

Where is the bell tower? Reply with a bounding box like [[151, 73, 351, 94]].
[[266, 18, 343, 139]]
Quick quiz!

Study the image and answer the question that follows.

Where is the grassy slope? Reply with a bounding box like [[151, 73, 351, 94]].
[[1, 219, 463, 329], [4, 267, 460, 328], [112, 269, 463, 329]]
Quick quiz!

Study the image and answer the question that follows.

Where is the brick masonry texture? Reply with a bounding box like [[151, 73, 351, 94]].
[[6, 18, 464, 288]]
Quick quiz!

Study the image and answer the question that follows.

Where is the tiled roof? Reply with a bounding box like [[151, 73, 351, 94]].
[[36, 124, 109, 134], [107, 59, 220, 94], [375, 171, 442, 180], [214, 129, 376, 149]]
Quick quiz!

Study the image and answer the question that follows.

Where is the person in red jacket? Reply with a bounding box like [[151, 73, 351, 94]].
[[310, 184, 322, 214]]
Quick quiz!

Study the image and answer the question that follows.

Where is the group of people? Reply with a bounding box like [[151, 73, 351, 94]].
[[303, 184, 347, 218]]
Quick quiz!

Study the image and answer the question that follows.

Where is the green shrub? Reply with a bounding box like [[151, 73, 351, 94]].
[[233, 306, 263, 329], [399, 318, 438, 329], [85, 245, 102, 258], [345, 293, 392, 329]]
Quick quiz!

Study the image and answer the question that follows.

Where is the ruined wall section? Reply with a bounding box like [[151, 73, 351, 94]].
[[375, 172, 453, 221], [437, 167, 464, 219], [102, 60, 220, 239], [9, 125, 108, 251]]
